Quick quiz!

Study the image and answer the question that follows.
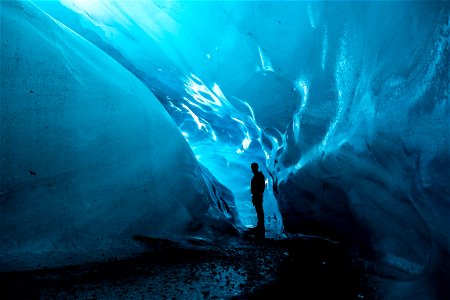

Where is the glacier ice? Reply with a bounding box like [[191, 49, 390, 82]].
[[1, 0, 450, 298], [0, 0, 237, 271]]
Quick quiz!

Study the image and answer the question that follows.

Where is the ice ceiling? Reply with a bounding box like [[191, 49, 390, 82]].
[[1, 0, 449, 298]]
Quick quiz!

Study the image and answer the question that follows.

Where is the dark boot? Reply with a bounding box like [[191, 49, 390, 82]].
[[256, 226, 265, 238]]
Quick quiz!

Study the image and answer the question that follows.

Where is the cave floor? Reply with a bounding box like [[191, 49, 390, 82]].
[[1, 233, 379, 299]]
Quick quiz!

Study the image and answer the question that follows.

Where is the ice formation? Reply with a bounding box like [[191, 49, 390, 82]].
[[1, 0, 449, 298], [1, 0, 237, 271]]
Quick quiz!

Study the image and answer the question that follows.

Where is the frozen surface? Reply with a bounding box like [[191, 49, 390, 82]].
[[0, 0, 237, 271], [33, 0, 285, 232], [2, 0, 450, 298]]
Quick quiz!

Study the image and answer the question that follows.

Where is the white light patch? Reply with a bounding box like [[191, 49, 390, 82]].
[[242, 133, 251, 150], [236, 131, 251, 154], [232, 117, 245, 126], [184, 74, 223, 108], [307, 4, 316, 28], [257, 45, 274, 72], [211, 129, 217, 141], [212, 83, 226, 103], [181, 103, 206, 130], [293, 79, 309, 141], [322, 34, 350, 148], [296, 79, 309, 111], [322, 27, 328, 70], [181, 131, 189, 142]]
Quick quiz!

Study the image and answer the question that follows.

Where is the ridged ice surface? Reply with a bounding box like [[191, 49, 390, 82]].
[[2, 0, 449, 297], [1, 0, 238, 271]]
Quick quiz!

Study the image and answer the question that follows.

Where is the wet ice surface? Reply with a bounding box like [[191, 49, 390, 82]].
[[1, 234, 376, 299]]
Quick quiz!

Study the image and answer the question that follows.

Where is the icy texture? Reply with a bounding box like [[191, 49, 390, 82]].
[[2, 0, 450, 297], [33, 0, 285, 232], [0, 0, 237, 271]]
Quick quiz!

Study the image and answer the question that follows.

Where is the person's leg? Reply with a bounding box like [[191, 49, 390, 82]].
[[255, 201, 265, 234]]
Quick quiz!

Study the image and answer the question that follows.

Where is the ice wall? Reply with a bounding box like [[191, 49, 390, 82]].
[[35, 0, 449, 297], [2, 0, 449, 298], [33, 0, 285, 232], [0, 0, 237, 271]]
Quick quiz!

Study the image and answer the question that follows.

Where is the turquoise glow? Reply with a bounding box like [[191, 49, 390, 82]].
[[9, 1, 449, 296]]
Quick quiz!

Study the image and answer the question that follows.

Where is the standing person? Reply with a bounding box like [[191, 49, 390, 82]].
[[250, 162, 266, 238]]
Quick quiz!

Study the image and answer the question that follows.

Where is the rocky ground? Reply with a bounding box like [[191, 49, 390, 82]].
[[1, 232, 379, 299]]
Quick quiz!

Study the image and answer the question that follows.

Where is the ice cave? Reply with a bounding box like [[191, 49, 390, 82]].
[[1, 0, 449, 299]]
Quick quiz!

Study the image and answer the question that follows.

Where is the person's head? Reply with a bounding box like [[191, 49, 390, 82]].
[[251, 162, 259, 173]]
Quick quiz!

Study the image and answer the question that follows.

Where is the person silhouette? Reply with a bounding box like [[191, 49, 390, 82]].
[[250, 162, 266, 238]]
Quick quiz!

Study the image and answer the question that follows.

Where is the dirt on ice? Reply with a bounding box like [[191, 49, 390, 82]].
[[1, 232, 378, 299]]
